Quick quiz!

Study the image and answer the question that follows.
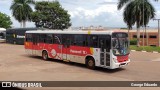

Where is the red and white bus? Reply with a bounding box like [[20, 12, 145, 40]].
[[25, 30, 130, 69]]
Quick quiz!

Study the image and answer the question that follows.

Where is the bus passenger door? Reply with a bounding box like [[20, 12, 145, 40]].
[[62, 35, 70, 61], [99, 36, 110, 66], [32, 34, 38, 55]]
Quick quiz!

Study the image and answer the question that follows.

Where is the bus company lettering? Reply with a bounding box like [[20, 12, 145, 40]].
[[17, 35, 25, 38], [70, 49, 87, 54]]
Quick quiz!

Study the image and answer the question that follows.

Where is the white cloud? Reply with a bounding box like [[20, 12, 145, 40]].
[[68, 3, 125, 27], [69, 4, 118, 19], [1, 0, 11, 3]]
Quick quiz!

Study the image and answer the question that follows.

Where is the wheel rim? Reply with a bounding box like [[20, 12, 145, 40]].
[[88, 60, 94, 67]]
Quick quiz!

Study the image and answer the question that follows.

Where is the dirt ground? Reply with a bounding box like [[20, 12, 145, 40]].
[[0, 43, 160, 90]]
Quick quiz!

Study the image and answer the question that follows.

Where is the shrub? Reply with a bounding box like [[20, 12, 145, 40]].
[[130, 39, 137, 45], [130, 45, 160, 52]]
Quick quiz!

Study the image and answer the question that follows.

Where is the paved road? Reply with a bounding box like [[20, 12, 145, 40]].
[[0, 43, 160, 90]]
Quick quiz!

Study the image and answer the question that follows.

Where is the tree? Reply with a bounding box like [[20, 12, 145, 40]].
[[10, 0, 35, 28], [31, 1, 71, 30], [118, 0, 155, 46], [0, 12, 12, 29], [123, 3, 136, 33]]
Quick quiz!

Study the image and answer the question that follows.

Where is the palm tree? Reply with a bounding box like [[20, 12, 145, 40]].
[[123, 2, 135, 35], [10, 0, 35, 28], [118, 0, 155, 47], [140, 2, 155, 46]]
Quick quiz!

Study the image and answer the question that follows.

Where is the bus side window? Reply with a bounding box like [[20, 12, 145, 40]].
[[46, 34, 53, 44], [70, 35, 74, 46], [39, 34, 46, 43], [72, 35, 76, 45], [62, 34, 72, 47], [32, 34, 38, 44], [73, 34, 86, 46], [25, 34, 27, 41], [62, 34, 66, 45], [89, 35, 98, 48], [26, 34, 32, 42], [106, 35, 111, 52], [53, 34, 61, 44], [0, 32, 3, 39], [83, 35, 87, 46], [85, 35, 89, 46]]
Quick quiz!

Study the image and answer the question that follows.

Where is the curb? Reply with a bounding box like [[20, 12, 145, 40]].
[[141, 51, 147, 52], [131, 50, 136, 52], [131, 50, 160, 53], [153, 51, 159, 53]]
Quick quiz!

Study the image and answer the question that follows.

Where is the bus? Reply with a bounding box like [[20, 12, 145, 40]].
[[6, 28, 38, 45], [0, 28, 6, 42], [25, 30, 130, 69]]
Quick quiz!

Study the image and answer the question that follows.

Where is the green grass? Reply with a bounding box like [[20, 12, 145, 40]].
[[130, 45, 160, 53]]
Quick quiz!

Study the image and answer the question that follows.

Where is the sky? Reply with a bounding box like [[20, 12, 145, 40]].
[[0, 0, 160, 28]]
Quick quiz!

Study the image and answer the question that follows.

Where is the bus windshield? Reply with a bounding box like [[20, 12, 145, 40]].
[[112, 33, 129, 56]]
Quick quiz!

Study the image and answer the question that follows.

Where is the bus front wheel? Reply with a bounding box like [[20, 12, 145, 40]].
[[86, 57, 95, 69], [42, 51, 48, 60]]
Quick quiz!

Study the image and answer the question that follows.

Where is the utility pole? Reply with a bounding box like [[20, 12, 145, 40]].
[[145, 26, 149, 46], [142, 0, 145, 49], [153, 19, 160, 47]]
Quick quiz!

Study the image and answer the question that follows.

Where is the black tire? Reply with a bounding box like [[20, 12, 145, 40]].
[[86, 57, 95, 69], [42, 51, 48, 60]]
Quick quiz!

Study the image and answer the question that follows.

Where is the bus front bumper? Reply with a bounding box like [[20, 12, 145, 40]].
[[0, 39, 6, 43], [110, 59, 130, 69]]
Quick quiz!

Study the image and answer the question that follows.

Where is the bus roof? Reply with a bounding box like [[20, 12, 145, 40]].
[[25, 30, 126, 35], [7, 28, 38, 31], [0, 28, 6, 31]]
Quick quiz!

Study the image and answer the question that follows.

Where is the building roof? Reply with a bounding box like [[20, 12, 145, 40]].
[[119, 29, 159, 33]]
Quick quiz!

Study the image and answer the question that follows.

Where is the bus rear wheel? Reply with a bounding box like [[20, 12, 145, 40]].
[[42, 51, 48, 60], [86, 57, 95, 69]]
